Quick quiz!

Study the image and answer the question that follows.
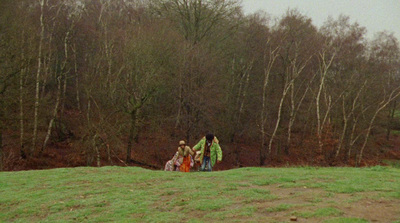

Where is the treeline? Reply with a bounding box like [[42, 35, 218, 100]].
[[1, 0, 399, 170]]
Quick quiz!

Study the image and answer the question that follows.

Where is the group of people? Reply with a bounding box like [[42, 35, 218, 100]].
[[164, 133, 222, 172]]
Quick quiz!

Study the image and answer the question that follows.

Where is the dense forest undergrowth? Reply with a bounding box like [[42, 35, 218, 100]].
[[3, 122, 400, 171]]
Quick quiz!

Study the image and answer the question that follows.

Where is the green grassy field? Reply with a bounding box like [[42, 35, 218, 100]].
[[1, 166, 400, 223]]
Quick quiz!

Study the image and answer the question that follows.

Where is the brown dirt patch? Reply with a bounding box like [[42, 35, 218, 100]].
[[244, 185, 400, 222]]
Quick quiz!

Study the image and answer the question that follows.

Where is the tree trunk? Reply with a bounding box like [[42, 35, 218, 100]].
[[93, 134, 101, 167], [286, 83, 295, 155], [72, 44, 81, 111], [0, 128, 2, 171], [386, 100, 397, 140], [268, 80, 292, 154], [231, 58, 252, 162], [316, 73, 325, 153], [126, 109, 138, 163], [316, 51, 335, 154], [286, 81, 310, 155], [0, 98, 3, 171], [260, 45, 279, 166], [175, 82, 183, 129], [107, 144, 112, 165], [42, 28, 70, 153], [175, 64, 184, 129], [175, 43, 190, 129], [32, 0, 45, 155], [337, 82, 366, 160], [61, 72, 67, 114], [358, 89, 400, 165], [336, 97, 348, 159], [19, 48, 26, 159], [347, 110, 366, 163], [61, 28, 72, 115], [41, 76, 62, 152], [95, 144, 101, 167]]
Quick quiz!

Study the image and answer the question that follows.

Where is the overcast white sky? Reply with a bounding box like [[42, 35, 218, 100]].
[[240, 0, 400, 41]]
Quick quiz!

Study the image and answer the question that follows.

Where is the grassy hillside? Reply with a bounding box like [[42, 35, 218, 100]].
[[1, 166, 400, 222]]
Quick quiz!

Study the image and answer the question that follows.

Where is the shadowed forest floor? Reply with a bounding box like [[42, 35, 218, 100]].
[[3, 131, 400, 171]]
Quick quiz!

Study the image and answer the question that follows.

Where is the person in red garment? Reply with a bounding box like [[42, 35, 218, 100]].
[[177, 140, 194, 172]]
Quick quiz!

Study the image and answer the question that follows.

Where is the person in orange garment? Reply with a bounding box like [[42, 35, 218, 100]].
[[177, 140, 194, 172]]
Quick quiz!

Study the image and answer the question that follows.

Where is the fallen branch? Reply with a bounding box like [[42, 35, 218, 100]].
[[128, 159, 161, 169], [111, 149, 128, 167]]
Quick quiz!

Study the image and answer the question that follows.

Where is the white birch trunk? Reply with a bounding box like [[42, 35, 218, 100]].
[[32, 0, 45, 154], [316, 50, 335, 153], [268, 79, 293, 154], [93, 134, 101, 167], [260, 45, 279, 165], [42, 76, 61, 152], [285, 55, 313, 154], [335, 81, 366, 159], [42, 29, 70, 152], [357, 88, 400, 165]]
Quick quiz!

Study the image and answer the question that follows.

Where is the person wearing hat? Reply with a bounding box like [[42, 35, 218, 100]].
[[177, 140, 194, 172], [164, 140, 194, 172], [192, 133, 222, 171]]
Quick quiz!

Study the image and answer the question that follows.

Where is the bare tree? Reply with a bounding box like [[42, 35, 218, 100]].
[[0, 28, 20, 169], [335, 81, 366, 159], [153, 0, 241, 139], [315, 48, 336, 153], [42, 2, 81, 152], [19, 29, 30, 159], [227, 56, 253, 165], [32, 0, 46, 155], [260, 41, 279, 165], [357, 87, 400, 165], [370, 32, 400, 140]]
